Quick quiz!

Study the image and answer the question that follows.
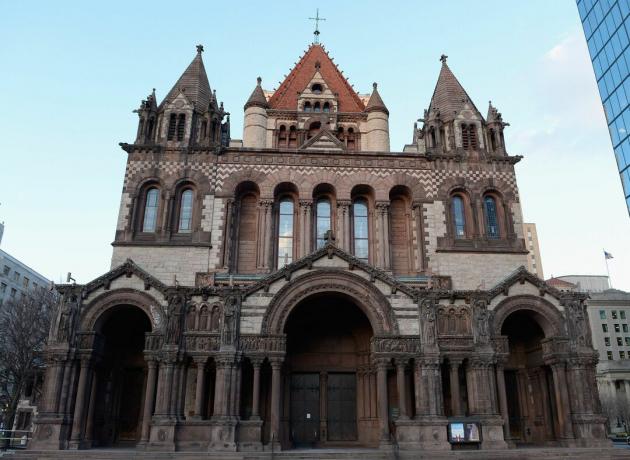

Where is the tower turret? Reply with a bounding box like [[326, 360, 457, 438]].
[[134, 89, 157, 144], [486, 101, 509, 155], [365, 83, 390, 152], [243, 77, 269, 149]]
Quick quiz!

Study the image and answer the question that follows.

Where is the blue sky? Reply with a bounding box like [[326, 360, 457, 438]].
[[1, 0, 629, 289]]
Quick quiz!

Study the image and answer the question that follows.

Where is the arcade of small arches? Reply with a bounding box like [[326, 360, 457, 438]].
[[274, 121, 358, 150], [33, 274, 608, 452]]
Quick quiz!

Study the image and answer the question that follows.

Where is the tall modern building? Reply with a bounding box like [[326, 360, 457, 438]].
[[0, 248, 50, 306], [577, 0, 630, 215]]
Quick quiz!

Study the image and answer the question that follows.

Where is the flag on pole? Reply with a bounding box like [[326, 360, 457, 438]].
[[604, 250, 614, 260]]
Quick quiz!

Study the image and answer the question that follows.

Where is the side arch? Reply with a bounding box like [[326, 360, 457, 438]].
[[80, 288, 164, 333], [492, 294, 565, 337], [260, 269, 399, 335]]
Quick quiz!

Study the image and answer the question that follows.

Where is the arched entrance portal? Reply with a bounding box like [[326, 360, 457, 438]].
[[501, 310, 558, 445], [283, 293, 377, 448], [91, 306, 152, 447]]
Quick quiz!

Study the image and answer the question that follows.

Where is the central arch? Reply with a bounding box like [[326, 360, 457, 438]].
[[282, 292, 378, 448], [261, 269, 398, 336]]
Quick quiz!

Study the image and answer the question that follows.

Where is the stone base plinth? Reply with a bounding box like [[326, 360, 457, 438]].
[[147, 419, 176, 451], [27, 417, 68, 451], [207, 417, 238, 451], [237, 419, 263, 451], [394, 416, 450, 450]]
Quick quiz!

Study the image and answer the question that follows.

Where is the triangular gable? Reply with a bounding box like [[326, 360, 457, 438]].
[[299, 129, 346, 152], [268, 44, 365, 112], [81, 259, 169, 296], [244, 243, 416, 299], [485, 266, 581, 302]]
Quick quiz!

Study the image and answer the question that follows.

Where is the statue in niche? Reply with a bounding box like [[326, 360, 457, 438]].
[[57, 294, 78, 343], [421, 299, 437, 346], [473, 300, 491, 344], [210, 305, 221, 332], [221, 295, 240, 346], [165, 295, 183, 344]]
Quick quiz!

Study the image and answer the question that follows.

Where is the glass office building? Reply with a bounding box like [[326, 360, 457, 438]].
[[577, 0, 630, 215]]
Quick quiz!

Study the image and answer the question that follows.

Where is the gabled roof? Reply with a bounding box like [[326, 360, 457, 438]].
[[428, 57, 480, 122], [486, 266, 587, 302], [243, 242, 416, 299], [365, 82, 389, 115], [159, 46, 212, 113], [267, 44, 365, 112], [81, 259, 169, 296], [299, 129, 346, 152], [244, 77, 269, 110]]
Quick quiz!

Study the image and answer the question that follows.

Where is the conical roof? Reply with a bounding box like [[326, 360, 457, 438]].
[[159, 45, 212, 112], [267, 44, 365, 112], [428, 56, 479, 121], [244, 77, 269, 110], [365, 82, 388, 115]]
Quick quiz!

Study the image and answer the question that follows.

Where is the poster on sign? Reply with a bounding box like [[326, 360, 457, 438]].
[[448, 422, 481, 443]]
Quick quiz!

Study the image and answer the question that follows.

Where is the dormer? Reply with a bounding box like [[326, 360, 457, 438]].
[[297, 68, 339, 114]]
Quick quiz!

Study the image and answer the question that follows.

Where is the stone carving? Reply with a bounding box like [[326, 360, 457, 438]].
[[565, 299, 591, 349], [371, 336, 421, 354], [56, 294, 79, 343], [420, 298, 438, 346], [221, 294, 241, 347], [165, 294, 185, 345], [472, 299, 491, 345], [150, 304, 162, 328], [240, 334, 286, 353]]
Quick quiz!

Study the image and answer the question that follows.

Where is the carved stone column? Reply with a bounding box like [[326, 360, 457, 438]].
[[299, 200, 313, 256], [270, 358, 283, 446], [69, 357, 91, 447], [337, 200, 351, 251], [549, 361, 574, 441], [415, 356, 444, 416], [412, 202, 424, 273], [261, 200, 273, 271], [213, 357, 230, 417], [375, 202, 390, 270], [395, 359, 408, 419], [222, 198, 234, 269], [495, 362, 510, 440], [375, 358, 390, 443], [193, 357, 207, 419], [58, 360, 75, 416], [83, 367, 98, 446], [251, 358, 263, 420], [449, 359, 462, 416], [140, 360, 158, 443]]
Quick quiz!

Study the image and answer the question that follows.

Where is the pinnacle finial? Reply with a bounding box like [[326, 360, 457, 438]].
[[196, 44, 204, 54], [257, 76, 262, 86], [440, 54, 448, 64], [373, 82, 378, 90]]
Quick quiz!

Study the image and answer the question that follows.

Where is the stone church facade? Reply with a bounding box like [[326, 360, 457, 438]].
[[29, 44, 609, 452]]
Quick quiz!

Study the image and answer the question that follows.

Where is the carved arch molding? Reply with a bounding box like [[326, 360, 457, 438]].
[[260, 269, 400, 335], [80, 288, 165, 333], [491, 294, 565, 338]]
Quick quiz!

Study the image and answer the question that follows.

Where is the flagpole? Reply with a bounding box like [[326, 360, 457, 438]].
[[604, 249, 613, 289]]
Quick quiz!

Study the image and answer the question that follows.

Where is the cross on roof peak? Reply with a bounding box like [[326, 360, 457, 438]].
[[440, 54, 448, 64], [309, 9, 326, 44]]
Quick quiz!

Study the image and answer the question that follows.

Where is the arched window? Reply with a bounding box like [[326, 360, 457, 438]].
[[353, 199, 369, 261], [316, 198, 331, 249], [177, 114, 186, 141], [312, 83, 323, 94], [429, 127, 436, 148], [347, 127, 356, 151], [308, 121, 321, 139], [278, 125, 287, 147], [451, 195, 466, 239], [178, 189, 194, 233], [489, 128, 496, 151], [147, 118, 155, 140], [337, 127, 345, 142], [277, 198, 294, 267], [323, 102, 330, 113], [142, 188, 159, 232], [314, 102, 321, 112], [288, 125, 297, 148], [167, 113, 177, 141], [462, 124, 477, 150], [304, 101, 312, 112], [484, 195, 500, 238]]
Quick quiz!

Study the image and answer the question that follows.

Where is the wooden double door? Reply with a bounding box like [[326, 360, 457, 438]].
[[290, 372, 357, 446]]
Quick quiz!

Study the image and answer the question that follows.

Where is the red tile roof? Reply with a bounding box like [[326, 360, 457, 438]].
[[267, 44, 365, 113]]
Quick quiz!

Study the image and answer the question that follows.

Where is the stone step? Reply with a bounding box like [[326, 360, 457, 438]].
[[6, 448, 630, 460]]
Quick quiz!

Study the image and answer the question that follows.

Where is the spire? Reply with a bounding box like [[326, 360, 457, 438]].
[[486, 100, 502, 123], [244, 76, 269, 110], [428, 55, 479, 121], [365, 82, 389, 115], [159, 45, 212, 112]]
